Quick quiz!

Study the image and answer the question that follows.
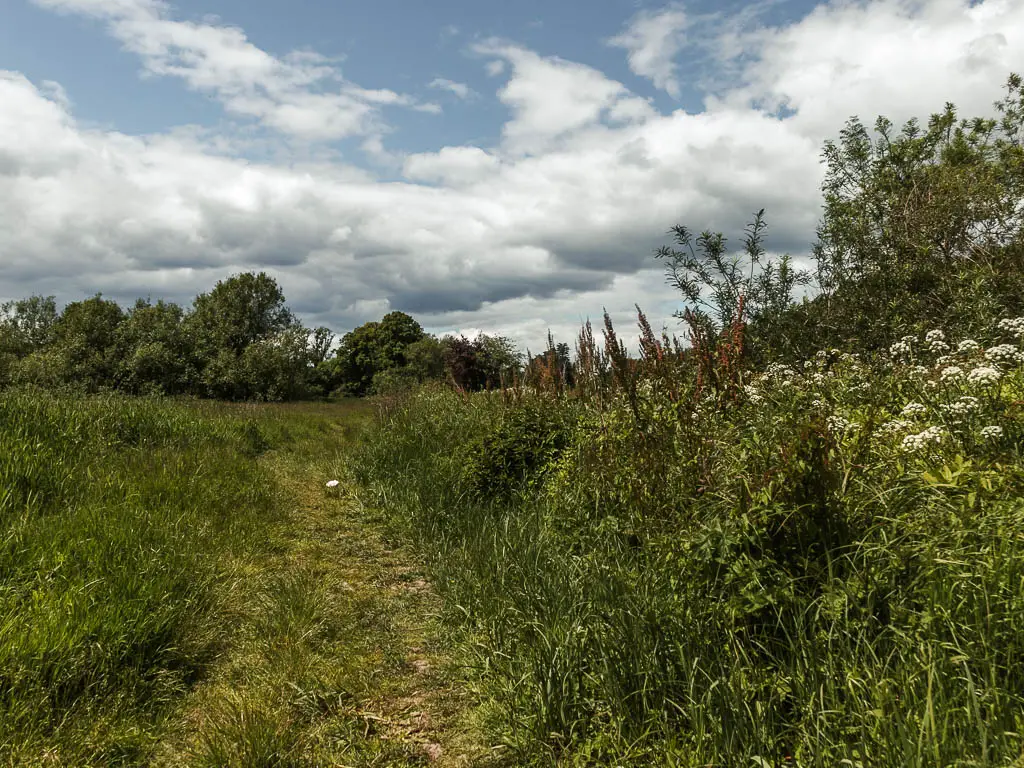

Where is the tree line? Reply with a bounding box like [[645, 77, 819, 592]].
[[0, 272, 527, 401]]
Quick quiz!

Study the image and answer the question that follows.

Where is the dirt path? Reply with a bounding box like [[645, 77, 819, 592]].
[[152, 439, 490, 767]]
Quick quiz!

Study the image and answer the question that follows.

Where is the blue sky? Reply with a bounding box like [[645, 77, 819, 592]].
[[1, 0, 1022, 348]]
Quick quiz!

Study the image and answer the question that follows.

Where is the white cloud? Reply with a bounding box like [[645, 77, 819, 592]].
[[713, 0, 1024, 137], [6, 0, 1024, 353], [473, 39, 657, 155], [428, 77, 474, 99], [607, 2, 690, 98], [30, 0, 436, 141]]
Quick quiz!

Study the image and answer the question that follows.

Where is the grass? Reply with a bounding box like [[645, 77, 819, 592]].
[[0, 391, 485, 766], [352, 323, 1024, 765]]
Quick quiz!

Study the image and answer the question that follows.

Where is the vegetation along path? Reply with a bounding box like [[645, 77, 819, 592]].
[[150, 402, 489, 767]]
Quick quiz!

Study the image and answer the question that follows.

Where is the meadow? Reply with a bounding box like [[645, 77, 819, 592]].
[[353, 317, 1024, 766], [0, 392, 478, 767]]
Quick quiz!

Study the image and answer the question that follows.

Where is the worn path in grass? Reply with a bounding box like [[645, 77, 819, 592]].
[[153, 411, 491, 767]]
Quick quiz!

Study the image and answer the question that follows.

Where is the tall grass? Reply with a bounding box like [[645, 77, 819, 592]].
[[353, 321, 1024, 765], [0, 390, 284, 764]]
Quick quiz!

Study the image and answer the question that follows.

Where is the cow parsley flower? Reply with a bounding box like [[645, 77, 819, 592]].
[[967, 366, 1002, 386], [997, 317, 1024, 338], [939, 365, 965, 382], [925, 329, 946, 343], [940, 396, 979, 418], [957, 339, 981, 355], [902, 426, 946, 453], [980, 425, 1003, 439], [907, 365, 930, 378], [934, 355, 954, 368], [879, 419, 914, 435], [986, 344, 1024, 365], [928, 340, 951, 354], [889, 340, 913, 358], [827, 415, 853, 433], [901, 402, 928, 417]]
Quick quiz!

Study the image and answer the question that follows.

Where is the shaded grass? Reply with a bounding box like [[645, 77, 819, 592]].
[[352, 373, 1024, 766]]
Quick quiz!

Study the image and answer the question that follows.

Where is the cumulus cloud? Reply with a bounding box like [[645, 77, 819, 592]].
[[607, 2, 690, 98], [472, 39, 658, 155], [428, 77, 474, 99], [30, 0, 438, 141], [4, 0, 1024, 352]]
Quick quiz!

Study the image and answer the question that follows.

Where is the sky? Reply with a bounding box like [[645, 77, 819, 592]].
[[2, 0, 1023, 350]]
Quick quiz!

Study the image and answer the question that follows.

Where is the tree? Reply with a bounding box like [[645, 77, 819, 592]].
[[187, 272, 299, 398], [442, 333, 522, 391], [335, 311, 425, 396], [188, 272, 296, 356], [50, 295, 125, 389], [114, 299, 194, 395], [806, 72, 1024, 350], [0, 295, 58, 357]]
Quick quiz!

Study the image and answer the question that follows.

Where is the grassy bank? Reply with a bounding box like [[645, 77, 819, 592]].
[[0, 392, 477, 766], [352, 321, 1024, 766]]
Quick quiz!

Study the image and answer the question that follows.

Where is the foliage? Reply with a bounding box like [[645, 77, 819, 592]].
[[442, 333, 523, 391], [353, 76, 1024, 765], [334, 311, 426, 396]]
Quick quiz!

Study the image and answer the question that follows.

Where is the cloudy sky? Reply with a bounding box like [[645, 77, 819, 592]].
[[2, 0, 1022, 349]]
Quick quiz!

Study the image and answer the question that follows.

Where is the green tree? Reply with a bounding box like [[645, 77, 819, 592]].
[[336, 311, 425, 396], [50, 295, 125, 389], [805, 72, 1024, 350], [188, 272, 296, 356], [114, 299, 194, 395], [0, 295, 58, 357], [187, 272, 299, 399]]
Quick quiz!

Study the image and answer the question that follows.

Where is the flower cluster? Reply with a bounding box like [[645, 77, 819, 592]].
[[879, 419, 914, 435], [939, 365, 965, 383], [967, 366, 1002, 386], [902, 426, 946, 453], [980, 425, 1004, 439], [985, 344, 1024, 366], [940, 396, 979, 419], [958, 339, 981, 355], [900, 402, 928, 418], [889, 339, 913, 359], [997, 317, 1024, 338], [827, 415, 853, 433]]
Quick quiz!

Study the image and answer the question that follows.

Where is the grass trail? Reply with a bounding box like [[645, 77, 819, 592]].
[[152, 406, 489, 767]]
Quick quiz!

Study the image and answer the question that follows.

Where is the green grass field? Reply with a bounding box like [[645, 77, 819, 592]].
[[0, 392, 485, 767]]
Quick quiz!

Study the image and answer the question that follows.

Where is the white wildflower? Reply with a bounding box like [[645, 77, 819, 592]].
[[889, 340, 913, 358], [967, 366, 1002, 386], [980, 425, 1003, 439], [827, 415, 853, 433], [928, 340, 951, 355], [985, 344, 1024, 365], [934, 355, 954, 368], [957, 339, 981, 354], [879, 419, 914, 435], [940, 396, 979, 418], [901, 426, 946, 453], [811, 372, 827, 385], [925, 329, 946, 343], [900, 402, 928, 418], [997, 317, 1024, 338], [908, 365, 930, 378], [939, 365, 965, 383]]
